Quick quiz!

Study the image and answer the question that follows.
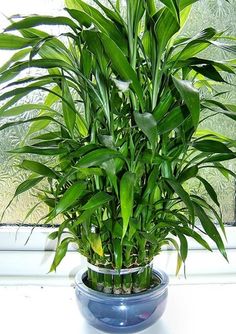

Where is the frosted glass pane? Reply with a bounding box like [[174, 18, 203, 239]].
[[0, 1, 235, 224]]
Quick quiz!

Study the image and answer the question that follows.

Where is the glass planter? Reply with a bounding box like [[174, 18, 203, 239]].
[[75, 268, 169, 333]]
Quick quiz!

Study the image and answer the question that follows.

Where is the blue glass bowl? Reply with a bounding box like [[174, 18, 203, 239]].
[[75, 269, 169, 333]]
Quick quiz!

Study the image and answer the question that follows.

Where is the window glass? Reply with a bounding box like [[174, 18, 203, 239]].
[[0, 0, 235, 224]]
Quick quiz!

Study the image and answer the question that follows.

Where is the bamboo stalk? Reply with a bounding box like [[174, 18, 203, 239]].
[[113, 275, 122, 294], [103, 273, 113, 294], [90, 269, 98, 290], [87, 267, 92, 286], [132, 265, 152, 293], [97, 272, 104, 292], [123, 273, 132, 294]]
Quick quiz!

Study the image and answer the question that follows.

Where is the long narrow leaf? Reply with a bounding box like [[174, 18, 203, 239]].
[[165, 178, 194, 221], [193, 202, 227, 261], [172, 76, 200, 128], [76, 148, 123, 168], [54, 182, 87, 216], [120, 172, 135, 238], [134, 112, 158, 150], [5, 16, 78, 32], [0, 33, 37, 50], [99, 32, 144, 110], [81, 192, 112, 210], [20, 160, 58, 179]]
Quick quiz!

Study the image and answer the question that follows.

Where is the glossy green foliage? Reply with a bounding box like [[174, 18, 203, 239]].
[[0, 0, 235, 280]]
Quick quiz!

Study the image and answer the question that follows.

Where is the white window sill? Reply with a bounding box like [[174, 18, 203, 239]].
[[0, 283, 235, 334]]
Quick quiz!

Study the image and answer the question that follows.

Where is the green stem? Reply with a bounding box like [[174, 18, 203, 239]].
[[162, 133, 172, 178], [90, 269, 98, 290], [97, 272, 104, 292], [104, 274, 113, 294], [123, 273, 132, 294], [87, 261, 153, 294], [132, 267, 152, 293], [113, 275, 122, 294], [152, 56, 163, 110]]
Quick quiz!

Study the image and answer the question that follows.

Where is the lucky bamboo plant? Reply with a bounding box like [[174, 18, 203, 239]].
[[0, 0, 235, 294]]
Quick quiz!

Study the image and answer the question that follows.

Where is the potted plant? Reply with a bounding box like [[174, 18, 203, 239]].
[[0, 0, 235, 332]]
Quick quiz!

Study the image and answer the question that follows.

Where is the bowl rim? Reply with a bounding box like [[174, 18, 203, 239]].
[[75, 268, 169, 301]]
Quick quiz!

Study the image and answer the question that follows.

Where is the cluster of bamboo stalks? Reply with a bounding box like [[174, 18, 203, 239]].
[[87, 266, 154, 294]]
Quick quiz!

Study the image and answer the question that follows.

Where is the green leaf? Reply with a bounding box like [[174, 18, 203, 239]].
[[178, 165, 198, 183], [54, 182, 87, 216], [48, 231, 58, 240], [179, 0, 199, 10], [5, 16, 78, 32], [76, 148, 123, 168], [111, 221, 122, 239], [82, 30, 108, 72], [20, 160, 57, 178], [102, 160, 119, 196], [165, 178, 194, 221], [197, 176, 220, 207], [0, 33, 37, 50], [166, 237, 182, 275], [203, 153, 236, 163], [61, 79, 76, 136], [49, 238, 72, 272], [192, 140, 232, 153], [27, 86, 61, 136], [69, 0, 127, 52], [65, 8, 92, 28], [211, 41, 236, 55], [175, 232, 188, 262], [191, 64, 225, 82], [74, 209, 95, 226], [15, 176, 44, 197], [195, 129, 233, 143], [21, 202, 42, 224], [156, 105, 189, 134], [9, 146, 67, 156], [153, 90, 173, 121], [113, 238, 122, 269], [192, 195, 225, 238], [0, 48, 31, 72], [160, 0, 179, 22], [193, 202, 227, 261], [202, 100, 236, 122], [142, 166, 160, 199], [176, 226, 212, 251], [81, 192, 112, 210], [99, 32, 144, 110], [92, 0, 124, 26], [0, 116, 61, 132], [174, 57, 235, 74], [172, 76, 200, 128], [213, 163, 236, 179], [120, 172, 135, 239], [172, 40, 211, 62], [154, 7, 180, 52], [0, 59, 74, 83], [76, 167, 104, 179], [32, 132, 61, 141], [134, 112, 158, 150], [0, 104, 56, 118], [0, 176, 44, 222]]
